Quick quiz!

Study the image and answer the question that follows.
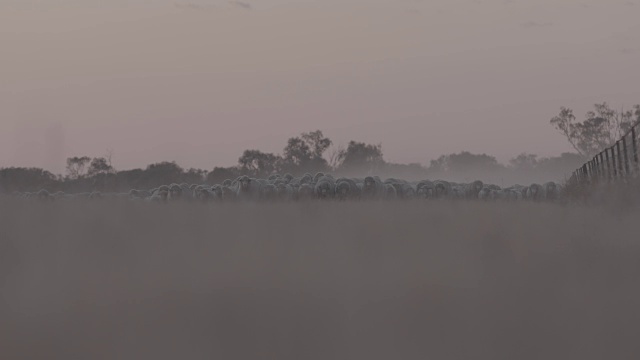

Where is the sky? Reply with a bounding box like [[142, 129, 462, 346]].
[[1, 0, 639, 174]]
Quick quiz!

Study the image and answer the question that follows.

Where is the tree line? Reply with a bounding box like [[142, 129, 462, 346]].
[[4, 100, 636, 194], [0, 137, 582, 194]]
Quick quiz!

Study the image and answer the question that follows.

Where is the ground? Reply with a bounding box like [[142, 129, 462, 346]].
[[1, 200, 639, 359]]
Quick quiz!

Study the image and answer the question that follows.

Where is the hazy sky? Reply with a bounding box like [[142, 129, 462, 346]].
[[1, 0, 639, 173]]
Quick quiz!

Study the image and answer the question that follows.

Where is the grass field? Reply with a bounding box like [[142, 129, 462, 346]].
[[1, 200, 639, 359]]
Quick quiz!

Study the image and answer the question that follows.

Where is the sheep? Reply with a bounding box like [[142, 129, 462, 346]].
[[525, 183, 544, 201], [168, 184, 183, 201], [221, 186, 237, 202], [384, 179, 416, 199], [52, 191, 66, 199], [464, 180, 484, 199], [543, 182, 559, 201], [129, 189, 151, 200], [147, 189, 168, 203], [235, 175, 262, 201], [314, 176, 336, 199], [89, 191, 103, 200], [335, 178, 361, 200], [361, 176, 385, 199], [36, 189, 53, 202], [499, 188, 523, 201], [398, 183, 417, 199], [478, 187, 499, 201], [300, 173, 314, 185], [13, 172, 568, 204], [433, 180, 452, 199], [208, 185, 224, 201], [296, 183, 315, 200], [261, 183, 278, 201], [416, 180, 435, 199], [193, 185, 213, 202], [276, 183, 295, 201], [384, 184, 398, 199], [384, 178, 405, 196]]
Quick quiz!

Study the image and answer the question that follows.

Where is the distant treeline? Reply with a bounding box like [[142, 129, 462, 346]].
[[0, 130, 585, 193]]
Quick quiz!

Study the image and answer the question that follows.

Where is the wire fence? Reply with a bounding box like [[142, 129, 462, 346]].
[[570, 122, 640, 185]]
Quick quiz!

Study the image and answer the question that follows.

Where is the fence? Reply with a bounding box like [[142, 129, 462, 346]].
[[570, 121, 640, 184]]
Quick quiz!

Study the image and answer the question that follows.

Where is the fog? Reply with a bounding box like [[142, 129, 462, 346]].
[[2, 1, 639, 358], [1, 0, 639, 173], [2, 200, 640, 359]]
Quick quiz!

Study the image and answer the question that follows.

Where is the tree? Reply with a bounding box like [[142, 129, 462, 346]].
[[429, 152, 505, 174], [115, 168, 145, 190], [87, 157, 115, 177], [328, 144, 345, 170], [207, 166, 240, 184], [281, 130, 332, 173], [144, 162, 184, 187], [238, 150, 280, 178], [550, 103, 640, 157], [282, 137, 312, 167], [65, 156, 91, 179], [335, 141, 384, 173], [301, 130, 332, 159], [509, 153, 539, 170], [183, 168, 207, 184], [0, 167, 59, 193], [535, 152, 586, 174]]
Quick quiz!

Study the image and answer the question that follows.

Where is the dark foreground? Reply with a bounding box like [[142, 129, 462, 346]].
[[1, 201, 639, 360]]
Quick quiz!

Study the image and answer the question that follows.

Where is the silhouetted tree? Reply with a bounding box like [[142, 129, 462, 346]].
[[65, 156, 91, 179], [0, 167, 59, 193], [182, 168, 206, 184], [550, 103, 640, 157], [301, 130, 332, 159], [282, 137, 311, 167], [238, 150, 280, 178], [430, 152, 505, 174], [380, 162, 428, 180], [144, 162, 184, 187], [282, 130, 332, 173], [535, 152, 586, 175], [335, 141, 384, 174], [509, 153, 539, 170], [114, 168, 146, 190], [207, 166, 240, 184], [87, 157, 115, 177]]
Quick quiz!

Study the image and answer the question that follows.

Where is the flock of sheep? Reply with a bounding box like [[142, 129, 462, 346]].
[[11, 172, 561, 203]]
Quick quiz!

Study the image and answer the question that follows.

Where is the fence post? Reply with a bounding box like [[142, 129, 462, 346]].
[[616, 141, 623, 178], [576, 169, 580, 183], [622, 136, 630, 177], [584, 163, 589, 182], [599, 152, 605, 179], [605, 148, 611, 181], [632, 126, 639, 174], [612, 146, 618, 179], [580, 169, 584, 183]]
